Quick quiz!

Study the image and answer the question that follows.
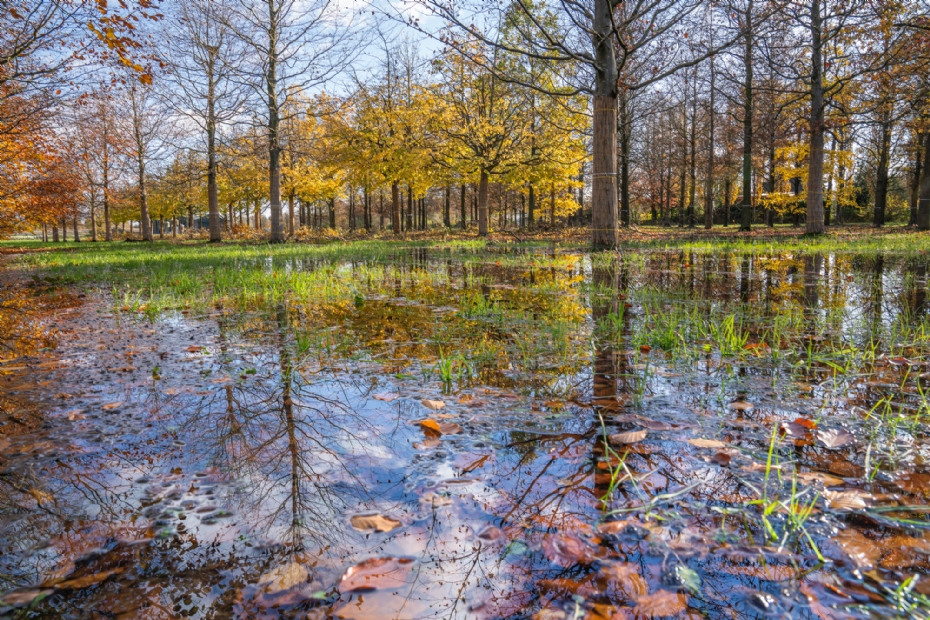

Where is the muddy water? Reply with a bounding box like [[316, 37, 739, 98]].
[[2, 248, 930, 619]]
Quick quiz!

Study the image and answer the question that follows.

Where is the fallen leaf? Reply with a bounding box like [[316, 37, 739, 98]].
[[640, 345, 652, 354], [824, 490, 870, 511], [101, 401, 123, 410], [421, 399, 446, 410], [65, 409, 85, 421], [0, 589, 51, 607], [350, 514, 403, 533], [782, 418, 816, 439], [419, 492, 453, 507], [710, 452, 731, 467], [163, 387, 180, 396], [831, 529, 880, 569], [542, 534, 594, 568], [599, 562, 648, 601], [632, 590, 687, 618], [185, 345, 203, 353], [715, 564, 797, 582], [53, 568, 124, 590], [687, 438, 727, 449], [610, 429, 648, 444], [728, 401, 753, 411], [796, 471, 844, 487], [338, 557, 414, 593], [418, 419, 462, 434], [258, 561, 308, 593], [373, 392, 401, 402], [816, 428, 856, 450], [637, 419, 674, 431], [477, 526, 504, 541]]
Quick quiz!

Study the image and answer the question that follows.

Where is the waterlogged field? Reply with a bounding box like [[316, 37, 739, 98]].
[[3, 238, 930, 618]]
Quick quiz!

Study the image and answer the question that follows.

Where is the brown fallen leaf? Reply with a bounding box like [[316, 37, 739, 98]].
[[338, 557, 414, 593], [421, 399, 446, 411], [162, 387, 181, 396], [185, 345, 204, 353], [373, 392, 401, 402], [258, 561, 308, 593], [831, 529, 880, 569], [816, 428, 856, 450], [632, 590, 687, 618], [599, 562, 648, 601], [101, 401, 123, 410], [823, 489, 870, 511], [52, 568, 124, 590], [0, 589, 51, 607], [728, 401, 753, 411], [542, 533, 594, 568], [610, 429, 648, 444], [710, 452, 731, 467], [687, 438, 727, 449], [796, 471, 844, 487], [65, 409, 85, 421], [418, 419, 462, 434], [637, 419, 674, 431], [350, 514, 403, 533]]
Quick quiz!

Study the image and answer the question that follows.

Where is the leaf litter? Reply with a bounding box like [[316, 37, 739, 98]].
[[4, 244, 930, 619]]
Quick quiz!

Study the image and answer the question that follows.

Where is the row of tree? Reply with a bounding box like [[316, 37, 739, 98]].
[[1, 0, 929, 245]]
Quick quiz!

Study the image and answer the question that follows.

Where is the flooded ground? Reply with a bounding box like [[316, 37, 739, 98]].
[[3, 244, 930, 619]]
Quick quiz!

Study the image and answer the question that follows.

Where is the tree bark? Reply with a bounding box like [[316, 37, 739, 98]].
[[917, 130, 930, 230], [805, 0, 825, 234], [874, 118, 891, 227], [591, 0, 619, 248], [911, 134, 922, 226], [90, 193, 98, 241], [740, 0, 754, 232], [478, 170, 489, 235], [207, 54, 222, 242], [266, 0, 285, 242], [705, 61, 715, 230], [460, 184, 467, 229], [444, 185, 451, 227], [619, 87, 631, 227], [392, 180, 401, 233]]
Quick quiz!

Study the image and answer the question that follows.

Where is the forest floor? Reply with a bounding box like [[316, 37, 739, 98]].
[[1, 236, 930, 618]]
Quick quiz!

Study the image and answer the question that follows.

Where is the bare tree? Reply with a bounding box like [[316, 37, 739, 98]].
[[163, 0, 248, 242], [226, 0, 354, 242]]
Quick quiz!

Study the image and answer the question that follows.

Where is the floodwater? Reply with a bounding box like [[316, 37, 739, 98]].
[[2, 247, 930, 619]]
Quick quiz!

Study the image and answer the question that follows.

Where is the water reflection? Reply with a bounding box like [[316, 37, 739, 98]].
[[2, 248, 930, 618]]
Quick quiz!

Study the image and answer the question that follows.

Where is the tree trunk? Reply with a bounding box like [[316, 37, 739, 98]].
[[740, 1, 754, 232], [266, 0, 285, 242], [591, 0, 619, 248], [288, 192, 295, 236], [619, 87, 631, 227], [478, 170, 489, 235], [52, 224, 59, 242], [328, 198, 336, 229], [688, 78, 697, 229], [911, 134, 922, 226], [805, 0, 825, 234], [460, 184, 467, 229], [874, 118, 892, 227], [90, 194, 98, 241], [917, 130, 930, 230], [704, 43, 716, 230], [207, 58, 221, 242], [405, 186, 413, 232], [72, 216, 79, 242], [444, 185, 451, 227], [392, 181, 401, 233]]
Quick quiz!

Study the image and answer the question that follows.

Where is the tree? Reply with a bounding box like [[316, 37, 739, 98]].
[[227, 0, 353, 242], [164, 0, 247, 242]]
